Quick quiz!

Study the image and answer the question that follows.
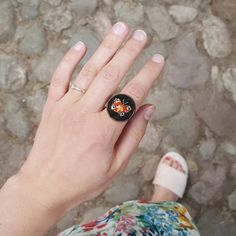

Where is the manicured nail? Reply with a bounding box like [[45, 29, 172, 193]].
[[74, 41, 85, 51], [112, 22, 126, 35], [133, 29, 147, 41], [144, 105, 156, 121], [152, 54, 164, 63]]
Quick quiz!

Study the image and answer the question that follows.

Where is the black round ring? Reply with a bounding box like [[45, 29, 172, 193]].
[[106, 93, 136, 122]]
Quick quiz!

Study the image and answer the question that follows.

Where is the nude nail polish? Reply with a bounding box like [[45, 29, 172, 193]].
[[133, 30, 147, 41], [74, 41, 85, 51], [144, 105, 156, 121], [152, 54, 164, 63], [112, 22, 126, 35]]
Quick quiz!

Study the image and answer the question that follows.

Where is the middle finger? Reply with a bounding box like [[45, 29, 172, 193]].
[[63, 22, 129, 103], [79, 29, 148, 112]]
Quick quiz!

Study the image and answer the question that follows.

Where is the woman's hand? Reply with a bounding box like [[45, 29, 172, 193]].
[[0, 23, 164, 236], [0, 22, 164, 235], [19, 22, 164, 211]]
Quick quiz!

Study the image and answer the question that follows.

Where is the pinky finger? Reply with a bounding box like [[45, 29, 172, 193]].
[[111, 104, 156, 173], [47, 41, 86, 104]]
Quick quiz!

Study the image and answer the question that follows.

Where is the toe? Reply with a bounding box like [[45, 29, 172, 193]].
[[163, 158, 172, 166], [172, 160, 179, 170], [174, 161, 186, 173], [176, 164, 182, 172], [163, 156, 171, 163], [163, 156, 186, 174], [180, 166, 186, 174]]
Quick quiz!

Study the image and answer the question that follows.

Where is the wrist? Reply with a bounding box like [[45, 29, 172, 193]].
[[0, 173, 67, 235], [7, 172, 67, 215]]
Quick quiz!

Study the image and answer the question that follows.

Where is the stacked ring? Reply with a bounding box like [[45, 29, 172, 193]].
[[106, 94, 136, 122]]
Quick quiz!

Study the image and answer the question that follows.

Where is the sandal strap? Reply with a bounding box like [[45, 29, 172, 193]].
[[152, 152, 188, 198]]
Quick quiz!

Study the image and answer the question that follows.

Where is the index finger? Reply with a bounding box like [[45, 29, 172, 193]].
[[102, 54, 164, 136]]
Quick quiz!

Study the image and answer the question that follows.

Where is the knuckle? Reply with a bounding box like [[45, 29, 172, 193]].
[[47, 88, 57, 101], [102, 37, 116, 51], [125, 43, 141, 55], [47, 84, 62, 101], [80, 63, 97, 78], [92, 133, 107, 149], [125, 82, 145, 101], [132, 129, 143, 144], [146, 61, 161, 75], [51, 73, 63, 87], [63, 54, 74, 65], [70, 109, 85, 124], [100, 64, 120, 82]]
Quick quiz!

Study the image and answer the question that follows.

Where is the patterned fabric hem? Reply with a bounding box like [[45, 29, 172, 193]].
[[59, 200, 200, 236]]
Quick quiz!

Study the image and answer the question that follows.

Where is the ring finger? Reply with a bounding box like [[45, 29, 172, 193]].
[[63, 22, 129, 103]]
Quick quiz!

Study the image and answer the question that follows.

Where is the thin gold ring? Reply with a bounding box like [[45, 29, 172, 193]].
[[70, 83, 86, 94]]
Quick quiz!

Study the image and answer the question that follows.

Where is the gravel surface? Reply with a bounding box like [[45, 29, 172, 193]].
[[0, 0, 236, 235]]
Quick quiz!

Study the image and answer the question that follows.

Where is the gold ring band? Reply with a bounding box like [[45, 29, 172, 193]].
[[70, 83, 86, 94]]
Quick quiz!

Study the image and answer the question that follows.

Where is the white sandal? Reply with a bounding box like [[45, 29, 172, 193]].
[[152, 152, 188, 198]]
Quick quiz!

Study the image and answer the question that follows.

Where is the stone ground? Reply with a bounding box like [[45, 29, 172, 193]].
[[0, 0, 236, 235]]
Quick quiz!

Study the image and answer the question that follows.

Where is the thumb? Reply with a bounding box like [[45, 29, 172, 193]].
[[112, 104, 156, 172]]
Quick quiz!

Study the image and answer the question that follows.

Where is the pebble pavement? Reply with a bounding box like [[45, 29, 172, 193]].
[[0, 0, 236, 235]]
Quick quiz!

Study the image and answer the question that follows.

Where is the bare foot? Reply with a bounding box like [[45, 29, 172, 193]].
[[151, 156, 186, 202]]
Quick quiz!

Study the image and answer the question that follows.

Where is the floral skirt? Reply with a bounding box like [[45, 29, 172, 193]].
[[59, 200, 200, 236]]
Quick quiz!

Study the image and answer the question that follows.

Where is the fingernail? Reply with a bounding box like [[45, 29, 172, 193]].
[[152, 54, 164, 63], [133, 30, 147, 41], [112, 22, 126, 35], [144, 105, 156, 121], [74, 41, 85, 51]]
